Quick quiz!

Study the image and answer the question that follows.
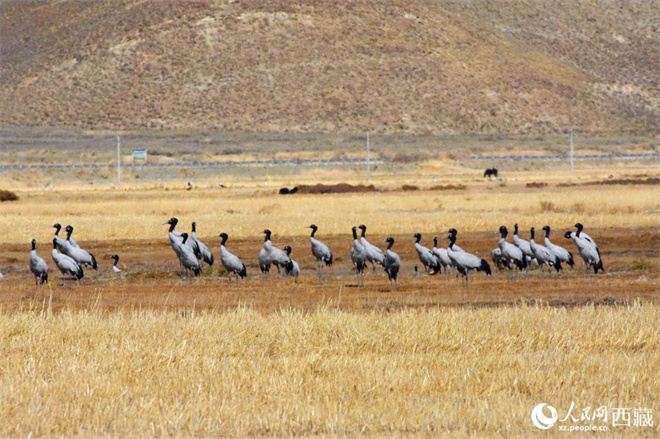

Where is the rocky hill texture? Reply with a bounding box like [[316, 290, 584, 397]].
[[1, 0, 658, 134]]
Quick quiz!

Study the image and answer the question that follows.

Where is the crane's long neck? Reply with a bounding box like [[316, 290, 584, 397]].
[[448, 236, 456, 250], [415, 235, 421, 244], [352, 229, 358, 241], [113, 256, 119, 266], [168, 221, 177, 233], [54, 225, 61, 236], [360, 228, 366, 238], [530, 228, 535, 241], [264, 232, 271, 242], [221, 235, 228, 246], [514, 224, 519, 236], [192, 223, 197, 233], [500, 230, 508, 240], [576, 225, 583, 238], [31, 241, 36, 251], [545, 227, 551, 238], [387, 240, 394, 250], [66, 228, 73, 240], [310, 228, 317, 238], [433, 237, 438, 247]]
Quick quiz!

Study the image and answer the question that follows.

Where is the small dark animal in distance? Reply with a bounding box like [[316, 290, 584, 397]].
[[279, 187, 299, 195], [484, 168, 498, 178]]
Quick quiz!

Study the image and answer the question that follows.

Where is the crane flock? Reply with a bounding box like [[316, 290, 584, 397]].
[[24, 219, 605, 290]]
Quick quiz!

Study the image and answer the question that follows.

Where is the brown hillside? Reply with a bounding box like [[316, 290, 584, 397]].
[[0, 0, 658, 134]]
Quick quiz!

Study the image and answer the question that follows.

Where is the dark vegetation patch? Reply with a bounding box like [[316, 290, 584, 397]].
[[558, 177, 659, 188], [429, 184, 467, 191], [526, 182, 548, 188], [0, 190, 19, 202], [296, 183, 379, 194], [401, 184, 420, 191]]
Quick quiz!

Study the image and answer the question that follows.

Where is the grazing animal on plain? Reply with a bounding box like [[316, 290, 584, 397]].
[[29, 239, 49, 286], [484, 168, 498, 178], [191, 222, 214, 267], [446, 232, 491, 287], [498, 226, 527, 281], [529, 227, 562, 273], [283, 246, 300, 277], [413, 233, 441, 274], [218, 233, 247, 286], [350, 226, 367, 286], [358, 224, 385, 272], [309, 224, 333, 276], [384, 237, 400, 291], [51, 238, 83, 284], [542, 226, 574, 269]]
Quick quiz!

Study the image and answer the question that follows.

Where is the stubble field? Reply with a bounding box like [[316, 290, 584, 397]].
[[0, 159, 658, 437]]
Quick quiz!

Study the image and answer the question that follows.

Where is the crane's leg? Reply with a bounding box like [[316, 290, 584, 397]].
[[465, 271, 469, 289]]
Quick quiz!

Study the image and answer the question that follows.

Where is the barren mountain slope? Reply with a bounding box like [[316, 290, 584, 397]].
[[0, 0, 657, 133]]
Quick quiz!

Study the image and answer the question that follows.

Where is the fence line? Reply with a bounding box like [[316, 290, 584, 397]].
[[0, 157, 393, 171], [466, 152, 659, 161]]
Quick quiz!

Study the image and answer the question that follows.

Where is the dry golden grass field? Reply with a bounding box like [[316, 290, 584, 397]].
[[0, 160, 658, 437]]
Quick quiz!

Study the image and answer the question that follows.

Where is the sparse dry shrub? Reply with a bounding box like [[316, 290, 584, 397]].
[[539, 200, 557, 212], [0, 190, 19, 202], [430, 184, 467, 191], [401, 184, 419, 191], [297, 183, 379, 194], [526, 182, 548, 188]]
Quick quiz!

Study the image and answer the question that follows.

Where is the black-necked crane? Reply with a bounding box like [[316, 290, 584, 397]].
[[178, 233, 201, 277], [350, 226, 367, 286], [574, 223, 604, 273], [384, 237, 400, 291], [542, 226, 574, 269], [309, 224, 333, 277], [446, 232, 491, 287], [51, 238, 83, 285], [257, 229, 291, 276], [29, 239, 48, 286], [283, 246, 300, 277], [191, 222, 214, 267], [64, 225, 98, 269], [529, 227, 562, 274], [358, 224, 385, 272], [218, 233, 247, 287], [413, 233, 441, 274], [498, 226, 527, 281], [565, 229, 603, 275], [432, 237, 453, 275], [53, 223, 78, 250], [512, 223, 534, 276]]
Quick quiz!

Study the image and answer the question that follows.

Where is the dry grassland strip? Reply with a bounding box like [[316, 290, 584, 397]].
[[1, 305, 658, 437]]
